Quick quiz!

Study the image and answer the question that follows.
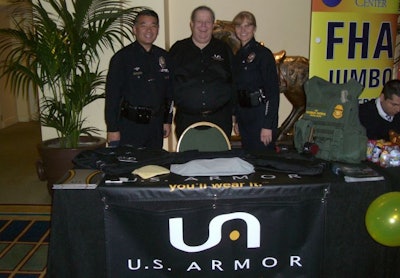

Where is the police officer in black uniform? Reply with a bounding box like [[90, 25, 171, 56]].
[[232, 11, 280, 150], [169, 6, 234, 139], [105, 9, 173, 148]]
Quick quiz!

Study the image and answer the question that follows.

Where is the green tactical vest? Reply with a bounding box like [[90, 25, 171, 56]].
[[294, 76, 367, 163]]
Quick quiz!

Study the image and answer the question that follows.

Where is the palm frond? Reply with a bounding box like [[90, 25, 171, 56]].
[[0, 0, 145, 147]]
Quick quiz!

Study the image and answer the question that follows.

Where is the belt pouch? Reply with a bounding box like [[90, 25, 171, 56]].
[[238, 90, 261, 107], [135, 106, 152, 124]]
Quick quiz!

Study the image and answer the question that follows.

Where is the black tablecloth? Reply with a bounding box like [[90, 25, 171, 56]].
[[47, 149, 400, 278]]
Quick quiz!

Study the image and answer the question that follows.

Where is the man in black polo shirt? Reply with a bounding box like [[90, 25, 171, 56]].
[[359, 79, 400, 141], [169, 6, 234, 139], [105, 9, 173, 148]]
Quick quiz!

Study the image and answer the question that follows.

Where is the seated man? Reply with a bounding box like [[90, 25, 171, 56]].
[[359, 79, 400, 141]]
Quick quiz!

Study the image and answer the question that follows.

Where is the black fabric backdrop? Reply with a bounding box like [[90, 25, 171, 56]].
[[103, 184, 326, 277]]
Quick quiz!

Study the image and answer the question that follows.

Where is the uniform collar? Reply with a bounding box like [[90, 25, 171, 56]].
[[376, 98, 393, 122], [134, 40, 154, 54], [241, 37, 257, 51], [190, 36, 216, 51]]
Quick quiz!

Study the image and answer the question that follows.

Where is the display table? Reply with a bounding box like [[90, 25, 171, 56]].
[[47, 149, 400, 278]]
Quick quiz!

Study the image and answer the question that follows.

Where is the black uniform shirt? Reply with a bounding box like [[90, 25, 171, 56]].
[[233, 38, 280, 129], [169, 37, 234, 114], [105, 41, 173, 132], [359, 98, 400, 140]]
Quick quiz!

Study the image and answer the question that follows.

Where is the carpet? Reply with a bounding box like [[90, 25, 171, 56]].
[[0, 121, 51, 205], [0, 205, 50, 278]]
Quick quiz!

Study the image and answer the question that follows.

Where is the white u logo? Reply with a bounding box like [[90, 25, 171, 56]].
[[169, 212, 261, 253]]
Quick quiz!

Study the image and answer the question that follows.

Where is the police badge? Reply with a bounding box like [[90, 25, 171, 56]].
[[159, 56, 169, 72], [159, 56, 166, 68], [246, 52, 256, 63]]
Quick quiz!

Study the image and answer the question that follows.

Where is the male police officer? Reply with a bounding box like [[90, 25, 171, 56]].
[[105, 9, 173, 148]]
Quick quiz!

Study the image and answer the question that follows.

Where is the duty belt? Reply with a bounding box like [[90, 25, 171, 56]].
[[121, 101, 160, 124], [183, 102, 229, 117], [200, 110, 214, 116]]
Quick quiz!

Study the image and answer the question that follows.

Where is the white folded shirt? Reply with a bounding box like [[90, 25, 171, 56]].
[[170, 157, 254, 176]]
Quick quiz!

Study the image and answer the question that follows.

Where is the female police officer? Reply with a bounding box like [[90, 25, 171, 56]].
[[232, 11, 280, 150]]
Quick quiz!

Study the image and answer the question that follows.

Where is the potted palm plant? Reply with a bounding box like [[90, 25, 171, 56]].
[[0, 0, 144, 191]]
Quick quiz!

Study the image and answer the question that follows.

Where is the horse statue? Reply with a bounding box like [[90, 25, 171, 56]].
[[213, 20, 309, 145]]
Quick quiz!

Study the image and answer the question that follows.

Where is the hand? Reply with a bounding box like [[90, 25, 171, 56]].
[[107, 131, 120, 143], [233, 122, 240, 135], [260, 128, 272, 146], [163, 124, 171, 138]]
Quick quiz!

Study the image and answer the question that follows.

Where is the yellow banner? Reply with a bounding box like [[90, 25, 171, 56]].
[[310, 0, 399, 99]]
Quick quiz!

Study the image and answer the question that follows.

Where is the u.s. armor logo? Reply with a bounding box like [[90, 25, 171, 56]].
[[169, 212, 261, 253]]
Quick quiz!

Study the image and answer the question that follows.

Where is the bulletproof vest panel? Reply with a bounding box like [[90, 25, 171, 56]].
[[294, 76, 367, 163]]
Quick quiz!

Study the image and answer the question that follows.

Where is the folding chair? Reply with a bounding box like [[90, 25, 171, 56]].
[[176, 121, 231, 152]]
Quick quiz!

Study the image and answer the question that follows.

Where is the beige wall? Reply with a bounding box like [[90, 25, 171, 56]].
[[0, 6, 39, 128], [40, 0, 312, 150], [0, 6, 17, 128], [167, 0, 311, 56]]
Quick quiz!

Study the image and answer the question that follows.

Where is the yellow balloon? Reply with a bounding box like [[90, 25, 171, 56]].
[[365, 192, 400, 247]]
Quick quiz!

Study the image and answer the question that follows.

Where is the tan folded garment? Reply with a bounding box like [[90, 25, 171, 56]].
[[132, 165, 170, 179]]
